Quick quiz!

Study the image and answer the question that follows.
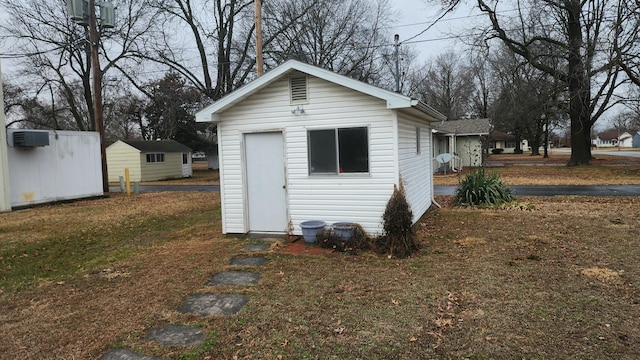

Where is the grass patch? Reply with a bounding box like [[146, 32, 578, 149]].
[[434, 152, 640, 185], [1, 189, 640, 359], [0, 195, 218, 293]]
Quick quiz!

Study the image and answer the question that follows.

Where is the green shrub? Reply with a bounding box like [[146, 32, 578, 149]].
[[454, 169, 514, 206], [376, 184, 419, 258], [491, 148, 504, 154]]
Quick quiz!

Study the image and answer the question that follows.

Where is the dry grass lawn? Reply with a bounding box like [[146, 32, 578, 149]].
[[435, 152, 640, 185], [1, 156, 639, 359]]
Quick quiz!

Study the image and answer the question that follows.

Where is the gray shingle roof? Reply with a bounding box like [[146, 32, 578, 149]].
[[432, 118, 491, 135], [122, 140, 192, 153]]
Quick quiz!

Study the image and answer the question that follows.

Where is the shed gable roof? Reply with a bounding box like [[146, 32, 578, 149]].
[[121, 140, 191, 153], [432, 118, 492, 136], [195, 60, 446, 122]]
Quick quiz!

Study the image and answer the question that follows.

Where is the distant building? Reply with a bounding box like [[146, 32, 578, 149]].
[[432, 118, 491, 168], [107, 140, 192, 182], [632, 132, 640, 148], [592, 130, 634, 148], [6, 130, 103, 208]]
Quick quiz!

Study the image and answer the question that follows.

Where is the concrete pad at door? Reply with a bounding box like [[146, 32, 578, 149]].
[[229, 257, 269, 266], [145, 325, 206, 346], [206, 271, 260, 286], [178, 293, 249, 316], [242, 244, 270, 252], [100, 349, 164, 360]]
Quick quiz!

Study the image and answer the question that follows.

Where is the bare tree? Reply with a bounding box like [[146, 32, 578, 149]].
[[613, 0, 640, 87], [414, 50, 474, 120], [431, 0, 632, 165], [264, 0, 395, 84], [0, 0, 161, 133], [468, 53, 493, 118], [1, 76, 27, 127]]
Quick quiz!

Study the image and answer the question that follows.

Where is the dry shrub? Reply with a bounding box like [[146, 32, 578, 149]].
[[318, 224, 371, 254], [376, 184, 419, 258]]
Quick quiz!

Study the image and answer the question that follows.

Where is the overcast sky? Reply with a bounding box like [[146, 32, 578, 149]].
[[390, 0, 482, 64]]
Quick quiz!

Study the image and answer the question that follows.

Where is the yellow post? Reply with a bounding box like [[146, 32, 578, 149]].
[[124, 168, 131, 196]]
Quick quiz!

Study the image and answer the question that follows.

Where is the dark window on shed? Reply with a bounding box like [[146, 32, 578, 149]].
[[308, 127, 369, 174]]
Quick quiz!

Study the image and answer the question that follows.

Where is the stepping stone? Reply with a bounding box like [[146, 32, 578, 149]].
[[100, 349, 163, 360], [178, 294, 249, 316], [242, 244, 270, 252], [206, 271, 260, 286], [145, 325, 206, 346], [229, 257, 269, 266]]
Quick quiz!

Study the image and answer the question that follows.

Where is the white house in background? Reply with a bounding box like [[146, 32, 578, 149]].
[[195, 60, 446, 236], [6, 129, 103, 208], [106, 140, 192, 182], [593, 130, 634, 148], [432, 118, 491, 169], [619, 132, 634, 148]]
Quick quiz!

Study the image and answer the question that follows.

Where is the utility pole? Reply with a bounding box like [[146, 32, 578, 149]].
[[255, 0, 263, 76], [68, 0, 114, 193], [88, 0, 109, 193], [394, 34, 400, 93]]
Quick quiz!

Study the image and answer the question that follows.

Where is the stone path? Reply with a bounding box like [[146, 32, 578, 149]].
[[99, 242, 270, 360], [145, 325, 207, 346], [178, 293, 250, 316]]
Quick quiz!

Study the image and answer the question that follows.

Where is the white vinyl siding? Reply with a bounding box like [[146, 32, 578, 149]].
[[397, 112, 433, 222], [218, 74, 398, 235]]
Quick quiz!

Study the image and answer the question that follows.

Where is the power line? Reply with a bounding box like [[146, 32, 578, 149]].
[[397, 6, 531, 45], [0, 45, 69, 59]]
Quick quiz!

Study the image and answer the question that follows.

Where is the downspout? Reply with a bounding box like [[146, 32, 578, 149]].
[[430, 127, 441, 208]]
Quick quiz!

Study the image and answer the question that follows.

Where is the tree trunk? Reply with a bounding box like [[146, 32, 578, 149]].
[[543, 117, 549, 158], [566, 0, 591, 166]]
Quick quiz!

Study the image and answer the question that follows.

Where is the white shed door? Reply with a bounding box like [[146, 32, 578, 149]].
[[181, 153, 191, 177], [245, 132, 287, 233]]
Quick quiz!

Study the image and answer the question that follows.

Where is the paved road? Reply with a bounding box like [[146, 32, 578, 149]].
[[553, 148, 640, 158], [111, 184, 639, 197]]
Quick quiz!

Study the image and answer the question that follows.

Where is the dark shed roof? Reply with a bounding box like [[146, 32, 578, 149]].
[[122, 140, 192, 153], [489, 130, 515, 141], [432, 118, 491, 135]]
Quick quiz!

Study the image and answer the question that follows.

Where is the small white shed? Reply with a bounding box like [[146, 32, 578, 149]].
[[106, 140, 192, 182], [195, 60, 446, 236]]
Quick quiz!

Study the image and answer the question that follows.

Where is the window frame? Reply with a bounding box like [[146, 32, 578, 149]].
[[307, 126, 370, 175], [145, 152, 165, 164]]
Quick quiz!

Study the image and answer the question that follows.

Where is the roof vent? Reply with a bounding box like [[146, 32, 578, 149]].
[[13, 131, 50, 147], [289, 75, 308, 104]]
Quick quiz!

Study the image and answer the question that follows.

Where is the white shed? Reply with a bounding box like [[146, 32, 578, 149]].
[[6, 129, 103, 208], [195, 60, 446, 236]]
